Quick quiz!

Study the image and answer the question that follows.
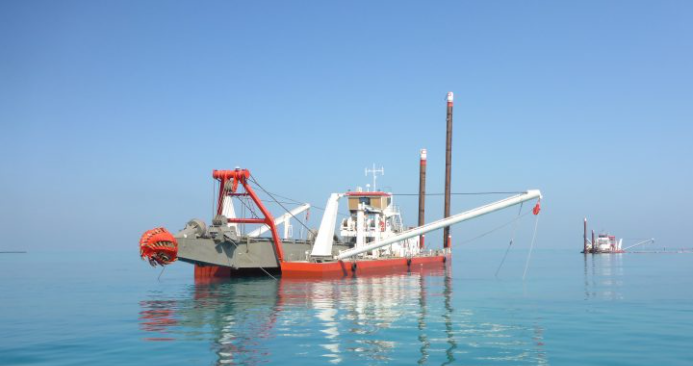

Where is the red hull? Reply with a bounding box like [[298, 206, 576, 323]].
[[194, 264, 232, 279], [194, 255, 450, 281], [281, 255, 449, 279]]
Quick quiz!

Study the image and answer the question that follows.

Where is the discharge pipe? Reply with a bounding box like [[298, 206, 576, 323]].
[[336, 189, 542, 260]]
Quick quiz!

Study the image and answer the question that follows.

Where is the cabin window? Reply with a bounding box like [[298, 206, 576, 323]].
[[359, 197, 371, 205]]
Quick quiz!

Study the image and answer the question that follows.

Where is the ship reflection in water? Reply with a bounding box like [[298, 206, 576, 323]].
[[584, 253, 625, 300], [140, 268, 546, 365]]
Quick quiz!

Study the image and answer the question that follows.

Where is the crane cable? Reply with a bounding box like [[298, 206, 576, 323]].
[[454, 210, 532, 247], [523, 214, 540, 281], [248, 174, 313, 234], [243, 178, 542, 279], [392, 191, 524, 196]]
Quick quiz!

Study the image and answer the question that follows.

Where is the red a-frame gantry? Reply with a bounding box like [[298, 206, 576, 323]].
[[213, 169, 285, 264]]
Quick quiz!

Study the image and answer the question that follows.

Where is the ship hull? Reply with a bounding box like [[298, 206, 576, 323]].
[[281, 255, 449, 279], [582, 249, 625, 254], [194, 254, 450, 280]]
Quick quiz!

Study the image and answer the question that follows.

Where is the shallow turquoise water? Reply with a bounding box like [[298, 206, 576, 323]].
[[1, 249, 692, 365]]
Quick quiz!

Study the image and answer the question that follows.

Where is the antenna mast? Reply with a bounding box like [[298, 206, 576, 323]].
[[365, 164, 385, 191]]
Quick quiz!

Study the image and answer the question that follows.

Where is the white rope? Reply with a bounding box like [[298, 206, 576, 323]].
[[495, 202, 523, 278], [523, 215, 540, 280]]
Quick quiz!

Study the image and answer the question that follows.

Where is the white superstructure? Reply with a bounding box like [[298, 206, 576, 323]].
[[593, 234, 623, 253], [337, 189, 542, 260], [338, 190, 420, 259]]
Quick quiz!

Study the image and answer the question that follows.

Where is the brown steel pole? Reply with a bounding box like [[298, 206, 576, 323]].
[[418, 149, 427, 249], [583, 218, 588, 254], [443, 92, 454, 249], [591, 230, 595, 254]]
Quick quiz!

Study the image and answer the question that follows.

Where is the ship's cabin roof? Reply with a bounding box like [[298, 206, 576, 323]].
[[344, 191, 391, 197], [345, 191, 392, 212]]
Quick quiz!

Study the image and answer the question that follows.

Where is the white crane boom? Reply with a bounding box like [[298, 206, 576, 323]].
[[623, 238, 655, 250], [221, 196, 239, 231], [246, 204, 310, 238], [310, 193, 343, 257], [336, 190, 542, 260]]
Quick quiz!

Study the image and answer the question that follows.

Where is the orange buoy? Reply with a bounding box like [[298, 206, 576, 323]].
[[139, 227, 178, 266], [532, 200, 541, 216]]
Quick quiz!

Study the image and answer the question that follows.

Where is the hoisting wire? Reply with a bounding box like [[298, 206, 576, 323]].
[[255, 189, 349, 218], [259, 191, 306, 205], [261, 199, 305, 206], [523, 214, 540, 281], [248, 175, 313, 234], [215, 177, 259, 219], [495, 202, 524, 278], [238, 195, 260, 218]]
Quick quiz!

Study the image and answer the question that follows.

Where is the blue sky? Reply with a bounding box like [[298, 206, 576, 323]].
[[1, 1, 691, 252]]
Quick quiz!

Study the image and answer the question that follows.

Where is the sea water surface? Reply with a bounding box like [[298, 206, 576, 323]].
[[1, 248, 692, 365]]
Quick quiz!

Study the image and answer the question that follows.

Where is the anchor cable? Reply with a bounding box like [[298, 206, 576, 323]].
[[523, 215, 540, 281], [157, 266, 166, 281], [495, 202, 524, 278], [228, 240, 277, 280]]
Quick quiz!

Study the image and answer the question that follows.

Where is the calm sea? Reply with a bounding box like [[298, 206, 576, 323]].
[[1, 248, 692, 365]]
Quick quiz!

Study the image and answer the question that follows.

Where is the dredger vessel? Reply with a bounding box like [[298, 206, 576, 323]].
[[139, 93, 542, 280]]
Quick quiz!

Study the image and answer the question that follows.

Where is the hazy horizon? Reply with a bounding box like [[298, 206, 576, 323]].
[[1, 1, 691, 252]]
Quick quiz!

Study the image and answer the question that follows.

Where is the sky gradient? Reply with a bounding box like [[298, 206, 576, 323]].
[[1, 1, 691, 252]]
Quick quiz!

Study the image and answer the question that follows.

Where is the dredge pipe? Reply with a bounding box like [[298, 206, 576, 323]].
[[337, 190, 542, 260]]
